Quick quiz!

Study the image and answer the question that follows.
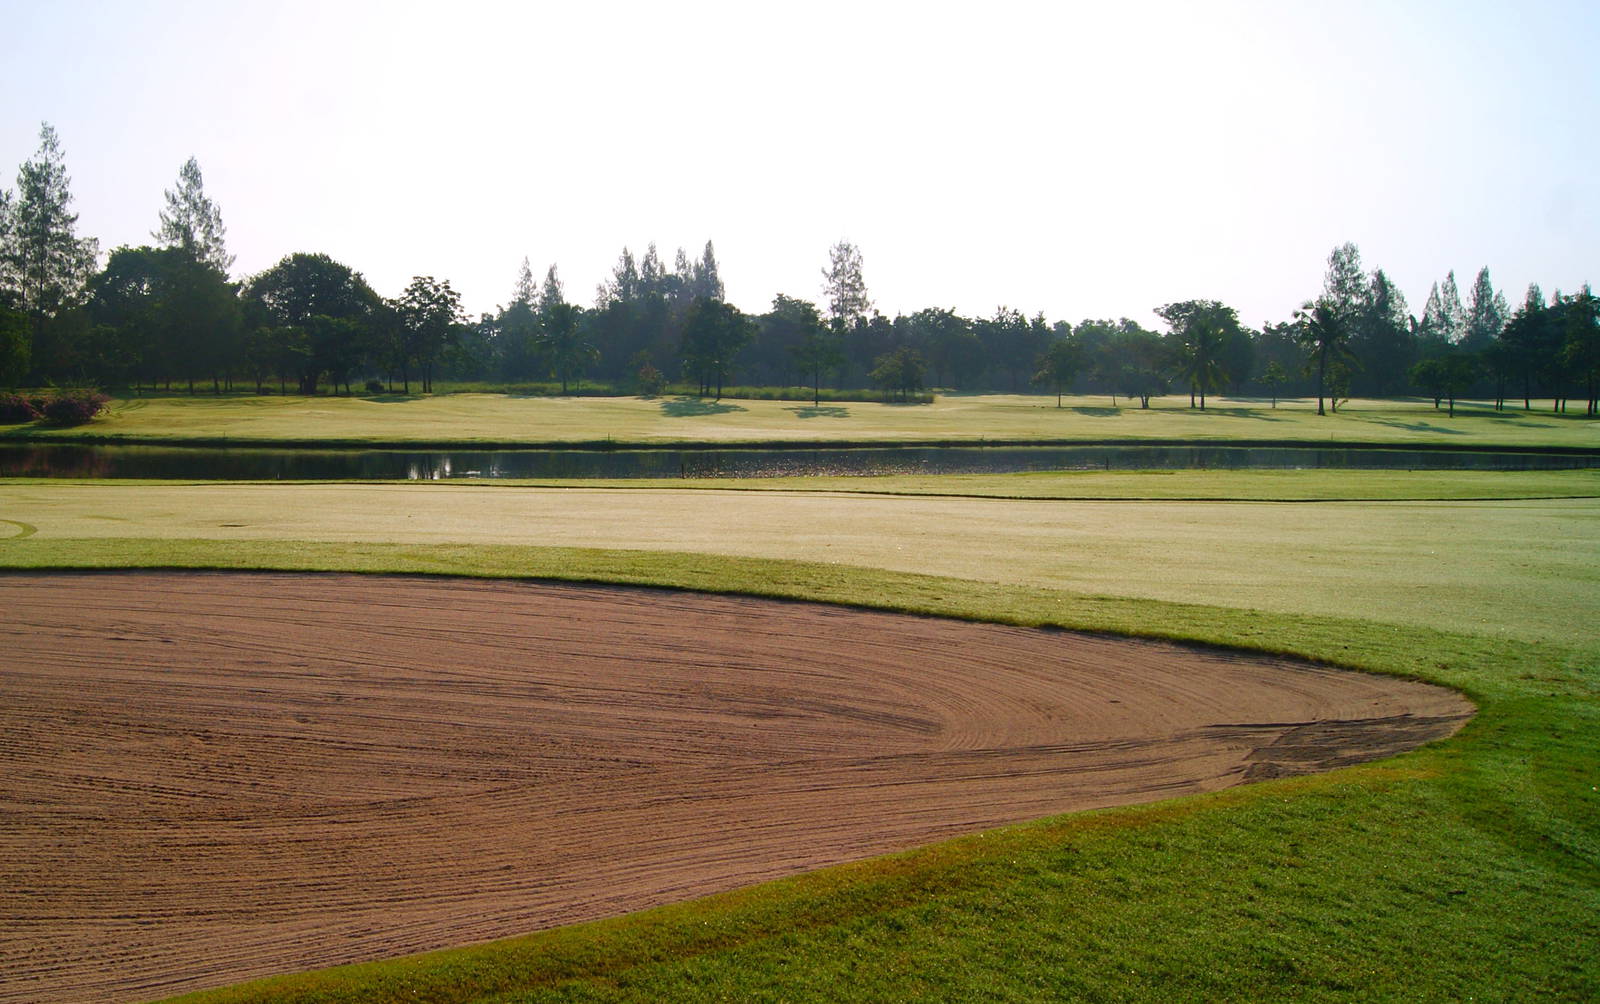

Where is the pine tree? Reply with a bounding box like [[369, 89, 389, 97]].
[[510, 257, 537, 307], [1439, 270, 1466, 343], [4, 123, 98, 335], [639, 242, 664, 299], [1463, 266, 1509, 350], [538, 264, 565, 316], [597, 247, 638, 306], [693, 240, 724, 301], [821, 240, 871, 330], [1321, 242, 1366, 315], [154, 156, 233, 273]]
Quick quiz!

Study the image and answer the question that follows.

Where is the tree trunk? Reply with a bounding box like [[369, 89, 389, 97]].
[[1315, 347, 1327, 416]]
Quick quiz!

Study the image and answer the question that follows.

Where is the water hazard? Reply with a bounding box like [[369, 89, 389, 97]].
[[2, 442, 1596, 480]]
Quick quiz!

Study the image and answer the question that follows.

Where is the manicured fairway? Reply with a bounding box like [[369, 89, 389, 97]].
[[5, 391, 1599, 449], [2, 479, 1594, 642]]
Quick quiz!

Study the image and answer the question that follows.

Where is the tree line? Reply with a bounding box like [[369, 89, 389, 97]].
[[1, 122, 1595, 414]]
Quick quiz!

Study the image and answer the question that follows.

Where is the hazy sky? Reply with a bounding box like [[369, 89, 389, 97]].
[[4, 0, 1597, 329]]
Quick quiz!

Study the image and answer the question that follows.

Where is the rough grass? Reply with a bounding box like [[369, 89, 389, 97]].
[[0, 537, 1594, 1002], [2, 391, 1598, 448], [4, 478, 1595, 643]]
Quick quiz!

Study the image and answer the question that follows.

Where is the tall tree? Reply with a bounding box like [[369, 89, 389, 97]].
[[1499, 284, 1550, 410], [510, 257, 537, 307], [680, 297, 753, 399], [821, 240, 871, 332], [778, 295, 840, 406], [538, 264, 564, 315], [1417, 282, 1448, 348], [1438, 270, 1466, 343], [1322, 242, 1366, 314], [1156, 299, 1241, 409], [398, 275, 463, 394], [1032, 335, 1081, 407], [1355, 269, 1414, 395], [692, 240, 724, 302], [1293, 297, 1354, 415], [4, 123, 99, 365], [495, 258, 541, 380], [1463, 266, 1509, 351], [1560, 286, 1600, 416], [243, 252, 376, 394], [154, 157, 233, 273]]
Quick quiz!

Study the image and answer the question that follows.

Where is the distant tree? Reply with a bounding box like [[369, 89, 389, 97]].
[[1462, 266, 1509, 352], [693, 240, 724, 302], [821, 240, 871, 332], [1261, 359, 1289, 408], [680, 297, 754, 399], [1498, 284, 1547, 410], [1032, 335, 1080, 407], [1354, 269, 1414, 395], [86, 245, 239, 392], [597, 247, 639, 307], [3, 123, 99, 375], [1409, 348, 1479, 417], [543, 301, 593, 393], [1480, 339, 1516, 411], [0, 303, 26, 386], [778, 296, 840, 406], [1109, 323, 1167, 407], [153, 157, 233, 273], [1322, 242, 1367, 315], [1157, 299, 1241, 409], [495, 259, 542, 380], [538, 264, 565, 314], [909, 307, 983, 389], [1560, 286, 1600, 416], [1438, 270, 1466, 343], [1293, 297, 1354, 416], [1417, 282, 1448, 349], [242, 252, 376, 394], [870, 346, 927, 402]]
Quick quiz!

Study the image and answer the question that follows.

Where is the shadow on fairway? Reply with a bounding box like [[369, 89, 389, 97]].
[[787, 405, 851, 419], [660, 397, 749, 417], [1365, 417, 1469, 434]]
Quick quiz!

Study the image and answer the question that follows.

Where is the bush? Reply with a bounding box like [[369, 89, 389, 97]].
[[0, 392, 41, 423], [635, 363, 666, 397], [37, 389, 110, 426], [365, 378, 385, 394]]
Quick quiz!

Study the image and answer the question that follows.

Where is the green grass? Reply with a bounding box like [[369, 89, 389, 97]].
[[0, 535, 1594, 1002], [5, 477, 1595, 642], [3, 391, 1598, 448], [460, 467, 1600, 501]]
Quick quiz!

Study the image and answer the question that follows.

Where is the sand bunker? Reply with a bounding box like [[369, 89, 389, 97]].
[[0, 571, 1471, 1002]]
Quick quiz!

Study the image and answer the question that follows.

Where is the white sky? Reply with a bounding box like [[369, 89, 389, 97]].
[[4, 0, 1597, 329]]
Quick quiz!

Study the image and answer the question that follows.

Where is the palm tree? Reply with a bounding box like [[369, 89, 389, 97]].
[[1293, 298, 1354, 416], [1173, 317, 1227, 409]]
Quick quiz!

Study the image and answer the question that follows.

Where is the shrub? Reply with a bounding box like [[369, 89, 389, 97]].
[[37, 389, 110, 426], [0, 392, 40, 423], [365, 378, 386, 394], [635, 363, 666, 397]]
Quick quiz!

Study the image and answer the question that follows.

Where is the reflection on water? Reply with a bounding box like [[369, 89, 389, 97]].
[[2, 442, 1596, 480]]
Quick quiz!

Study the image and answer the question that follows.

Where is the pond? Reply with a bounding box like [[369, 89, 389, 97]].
[[2, 442, 1596, 480]]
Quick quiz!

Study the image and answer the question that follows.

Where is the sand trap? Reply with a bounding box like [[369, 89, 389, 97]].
[[0, 571, 1471, 1002]]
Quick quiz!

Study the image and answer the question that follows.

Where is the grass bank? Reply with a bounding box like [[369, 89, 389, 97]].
[[3, 392, 1597, 449], [0, 537, 1594, 1002]]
